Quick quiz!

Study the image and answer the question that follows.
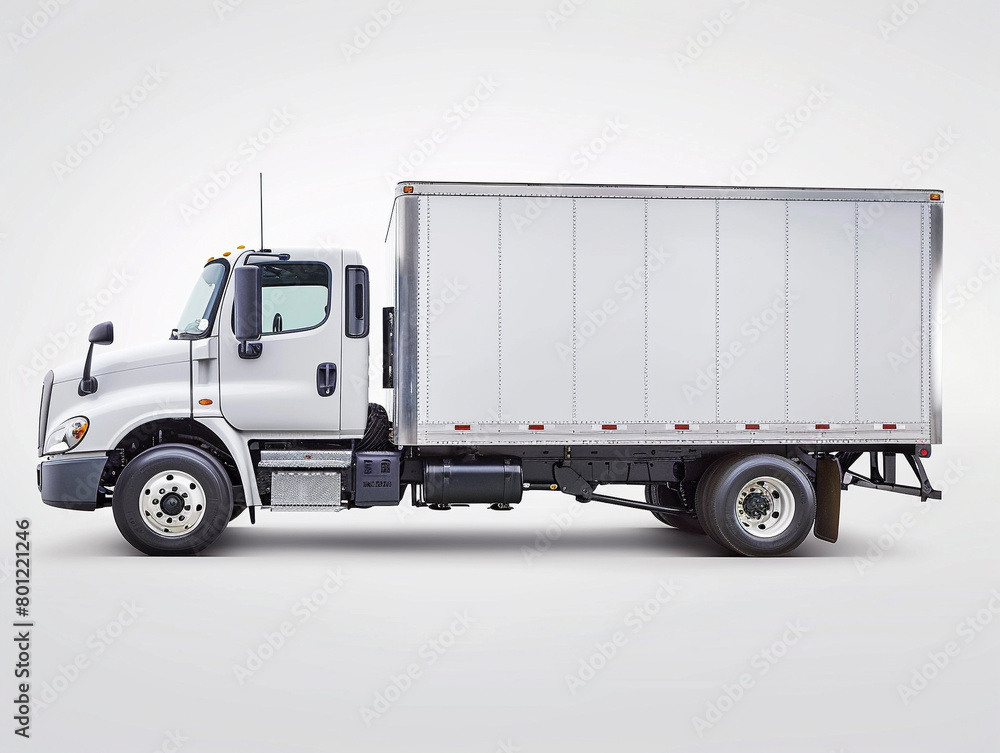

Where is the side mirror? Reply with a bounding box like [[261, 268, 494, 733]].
[[233, 265, 263, 359], [89, 320, 114, 346], [78, 321, 114, 396]]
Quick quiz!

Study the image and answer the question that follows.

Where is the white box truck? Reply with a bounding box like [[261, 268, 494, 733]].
[[36, 182, 943, 556]]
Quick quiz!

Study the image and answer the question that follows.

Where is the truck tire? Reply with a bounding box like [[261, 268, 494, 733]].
[[357, 403, 391, 452], [112, 444, 234, 556], [644, 484, 705, 534], [695, 454, 815, 557]]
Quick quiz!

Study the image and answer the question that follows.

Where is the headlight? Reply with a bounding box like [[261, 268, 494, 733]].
[[44, 416, 89, 455]]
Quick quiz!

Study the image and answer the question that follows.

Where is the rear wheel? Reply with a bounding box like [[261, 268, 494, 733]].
[[644, 484, 705, 535], [112, 444, 233, 556], [357, 403, 392, 452], [695, 454, 815, 557]]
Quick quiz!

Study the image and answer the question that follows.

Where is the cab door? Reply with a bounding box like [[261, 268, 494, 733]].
[[218, 252, 344, 432]]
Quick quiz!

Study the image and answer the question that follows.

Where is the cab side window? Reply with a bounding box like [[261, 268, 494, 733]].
[[257, 262, 331, 335]]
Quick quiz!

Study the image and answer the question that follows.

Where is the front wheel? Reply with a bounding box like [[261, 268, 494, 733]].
[[112, 444, 234, 556], [695, 454, 816, 557]]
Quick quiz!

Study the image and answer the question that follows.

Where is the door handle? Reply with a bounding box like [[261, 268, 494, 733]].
[[317, 363, 337, 397]]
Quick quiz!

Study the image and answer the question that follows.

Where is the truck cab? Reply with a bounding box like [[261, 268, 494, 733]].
[[38, 247, 379, 554]]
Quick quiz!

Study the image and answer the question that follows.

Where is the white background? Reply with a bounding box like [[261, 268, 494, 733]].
[[2, 1, 999, 751]]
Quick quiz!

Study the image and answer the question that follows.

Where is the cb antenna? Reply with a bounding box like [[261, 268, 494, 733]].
[[259, 172, 264, 250]]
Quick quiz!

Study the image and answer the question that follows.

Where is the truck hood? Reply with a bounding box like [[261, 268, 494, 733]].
[[50, 339, 190, 385]]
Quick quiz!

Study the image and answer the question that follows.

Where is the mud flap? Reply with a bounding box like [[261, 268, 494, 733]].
[[814, 456, 842, 543]]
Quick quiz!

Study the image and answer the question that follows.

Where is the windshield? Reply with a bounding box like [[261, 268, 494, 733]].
[[176, 261, 229, 337]]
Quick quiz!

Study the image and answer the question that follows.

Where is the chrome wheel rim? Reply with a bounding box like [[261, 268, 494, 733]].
[[735, 476, 794, 539], [138, 470, 207, 537]]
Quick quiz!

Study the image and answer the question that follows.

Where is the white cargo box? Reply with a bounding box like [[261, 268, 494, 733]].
[[392, 183, 942, 446]]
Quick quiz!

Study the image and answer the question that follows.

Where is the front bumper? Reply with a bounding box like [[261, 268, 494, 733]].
[[37, 454, 109, 511]]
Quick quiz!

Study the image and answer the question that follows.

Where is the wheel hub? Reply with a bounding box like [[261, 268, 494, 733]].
[[138, 470, 207, 537], [735, 476, 795, 539], [159, 493, 184, 516], [741, 492, 771, 519]]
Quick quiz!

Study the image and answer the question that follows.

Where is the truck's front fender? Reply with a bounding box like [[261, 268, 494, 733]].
[[46, 359, 191, 455], [193, 417, 261, 507]]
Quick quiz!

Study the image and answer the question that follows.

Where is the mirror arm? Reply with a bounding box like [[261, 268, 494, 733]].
[[238, 341, 263, 359], [78, 344, 98, 396], [241, 252, 289, 264]]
